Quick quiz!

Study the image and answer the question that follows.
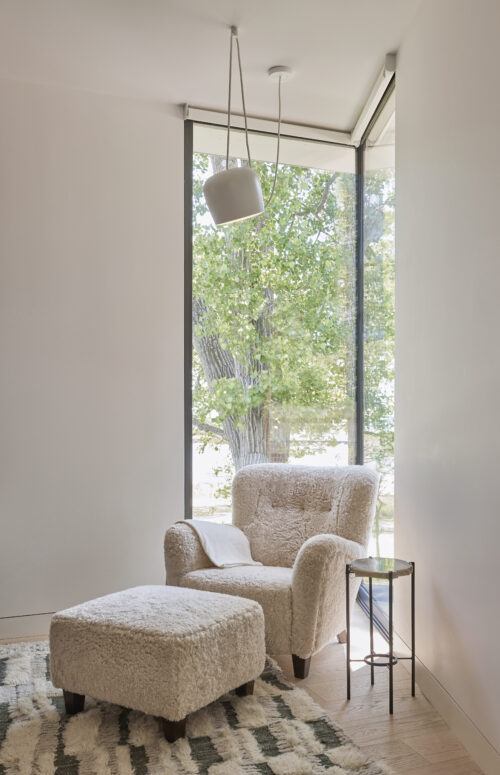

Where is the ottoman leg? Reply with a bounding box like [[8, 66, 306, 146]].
[[292, 655, 311, 679], [63, 690, 85, 715], [162, 717, 186, 743], [235, 680, 254, 697]]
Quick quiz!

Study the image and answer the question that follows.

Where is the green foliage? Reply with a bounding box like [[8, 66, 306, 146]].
[[363, 170, 395, 479], [192, 151, 394, 509]]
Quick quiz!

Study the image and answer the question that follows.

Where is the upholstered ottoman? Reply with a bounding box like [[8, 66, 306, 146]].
[[50, 585, 265, 741]]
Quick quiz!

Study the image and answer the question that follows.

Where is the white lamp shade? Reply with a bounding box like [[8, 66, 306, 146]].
[[203, 166, 265, 226]]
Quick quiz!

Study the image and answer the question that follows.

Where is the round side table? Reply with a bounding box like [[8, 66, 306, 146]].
[[345, 557, 415, 714]]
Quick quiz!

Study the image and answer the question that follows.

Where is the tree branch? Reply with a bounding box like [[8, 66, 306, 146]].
[[193, 418, 226, 439], [314, 174, 336, 216], [287, 173, 337, 232]]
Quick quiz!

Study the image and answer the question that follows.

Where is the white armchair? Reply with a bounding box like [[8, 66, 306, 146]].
[[164, 464, 379, 677]]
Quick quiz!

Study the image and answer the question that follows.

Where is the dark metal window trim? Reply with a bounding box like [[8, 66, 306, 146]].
[[184, 120, 193, 519], [354, 143, 365, 465], [184, 76, 395, 517]]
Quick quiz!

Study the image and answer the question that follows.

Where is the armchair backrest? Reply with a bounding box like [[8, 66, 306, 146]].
[[232, 464, 379, 567]]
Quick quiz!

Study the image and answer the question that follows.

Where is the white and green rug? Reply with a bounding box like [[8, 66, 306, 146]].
[[0, 641, 387, 774]]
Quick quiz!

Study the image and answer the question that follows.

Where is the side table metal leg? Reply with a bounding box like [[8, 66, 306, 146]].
[[369, 575, 374, 686], [346, 564, 351, 700], [411, 561, 415, 697], [389, 570, 394, 714]]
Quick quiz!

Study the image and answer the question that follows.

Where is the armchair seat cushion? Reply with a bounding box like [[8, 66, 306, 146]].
[[182, 565, 293, 655]]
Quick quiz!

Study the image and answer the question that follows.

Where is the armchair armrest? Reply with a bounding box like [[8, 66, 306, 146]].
[[291, 534, 365, 658], [164, 522, 212, 586]]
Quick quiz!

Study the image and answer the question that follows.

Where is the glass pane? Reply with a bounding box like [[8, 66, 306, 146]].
[[363, 94, 395, 557], [192, 126, 356, 521]]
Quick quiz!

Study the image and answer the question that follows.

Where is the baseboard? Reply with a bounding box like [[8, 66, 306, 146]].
[[0, 613, 52, 641], [395, 634, 500, 775]]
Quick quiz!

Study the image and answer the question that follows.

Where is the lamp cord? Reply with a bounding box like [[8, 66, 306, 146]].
[[225, 30, 233, 169], [226, 27, 253, 170], [235, 33, 252, 169], [265, 74, 282, 208], [225, 27, 283, 210]]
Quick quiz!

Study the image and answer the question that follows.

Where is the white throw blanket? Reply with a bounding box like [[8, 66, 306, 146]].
[[179, 519, 262, 568]]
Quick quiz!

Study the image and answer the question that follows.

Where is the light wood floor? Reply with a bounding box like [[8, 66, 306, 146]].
[[1, 609, 483, 773], [275, 606, 483, 774]]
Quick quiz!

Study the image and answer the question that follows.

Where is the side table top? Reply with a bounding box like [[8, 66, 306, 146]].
[[348, 557, 413, 579]]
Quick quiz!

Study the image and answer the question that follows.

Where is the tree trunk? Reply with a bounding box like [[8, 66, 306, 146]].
[[223, 408, 269, 470], [193, 297, 271, 470], [192, 154, 298, 471], [192, 315, 291, 470]]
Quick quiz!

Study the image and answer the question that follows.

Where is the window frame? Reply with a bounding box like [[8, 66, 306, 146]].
[[183, 77, 395, 519]]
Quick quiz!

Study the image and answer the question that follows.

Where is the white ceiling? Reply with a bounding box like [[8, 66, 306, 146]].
[[0, 0, 420, 131]]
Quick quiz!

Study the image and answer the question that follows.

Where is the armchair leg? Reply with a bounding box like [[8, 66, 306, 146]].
[[235, 680, 254, 696], [162, 717, 186, 742], [292, 654, 311, 679], [63, 690, 85, 715]]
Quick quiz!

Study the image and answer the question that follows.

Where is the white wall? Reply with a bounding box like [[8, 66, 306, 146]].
[[396, 1, 500, 771], [0, 79, 184, 636]]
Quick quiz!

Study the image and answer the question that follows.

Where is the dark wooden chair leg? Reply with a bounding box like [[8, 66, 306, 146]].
[[63, 690, 85, 715], [292, 654, 311, 679], [235, 680, 254, 697], [162, 717, 186, 743]]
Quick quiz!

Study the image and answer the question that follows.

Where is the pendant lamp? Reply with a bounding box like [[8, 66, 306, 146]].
[[204, 26, 292, 226]]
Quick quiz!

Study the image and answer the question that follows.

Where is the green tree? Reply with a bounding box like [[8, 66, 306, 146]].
[[363, 169, 395, 474], [192, 153, 394, 507], [363, 168, 395, 550]]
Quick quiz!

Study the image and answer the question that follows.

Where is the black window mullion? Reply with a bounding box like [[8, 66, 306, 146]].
[[184, 120, 193, 519], [355, 143, 365, 466]]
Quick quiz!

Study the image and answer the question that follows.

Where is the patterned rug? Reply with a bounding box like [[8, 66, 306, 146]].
[[0, 641, 388, 774]]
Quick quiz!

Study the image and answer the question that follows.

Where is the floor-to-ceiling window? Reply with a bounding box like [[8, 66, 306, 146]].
[[363, 90, 395, 558], [186, 94, 395, 561], [190, 124, 357, 520], [357, 87, 395, 629]]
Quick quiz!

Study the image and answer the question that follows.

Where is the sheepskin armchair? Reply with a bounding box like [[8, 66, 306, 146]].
[[164, 464, 379, 678]]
